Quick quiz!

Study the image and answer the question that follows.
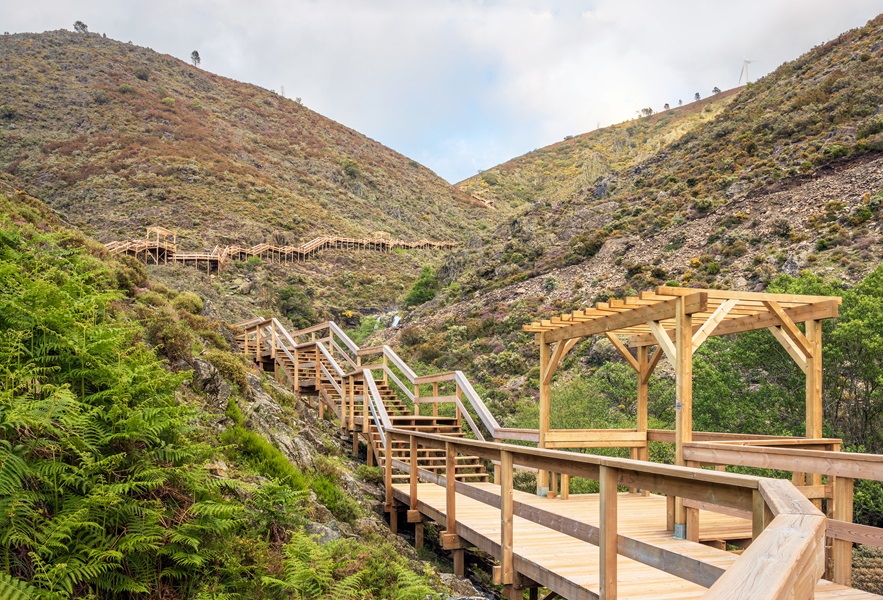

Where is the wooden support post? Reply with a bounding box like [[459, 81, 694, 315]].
[[561, 473, 569, 500], [445, 442, 457, 538], [600, 465, 618, 600], [674, 297, 693, 540], [500, 450, 514, 586], [409, 435, 419, 518], [293, 347, 300, 389], [444, 441, 465, 576], [349, 377, 355, 431], [385, 435, 394, 533], [382, 354, 388, 384], [548, 471, 558, 499], [752, 489, 773, 540], [538, 332, 551, 495], [806, 320, 824, 510], [452, 548, 465, 577], [636, 346, 649, 462], [415, 521, 424, 549], [433, 382, 439, 417], [832, 476, 854, 586]]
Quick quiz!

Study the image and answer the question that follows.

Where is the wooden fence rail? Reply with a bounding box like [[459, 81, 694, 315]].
[[385, 427, 826, 600]]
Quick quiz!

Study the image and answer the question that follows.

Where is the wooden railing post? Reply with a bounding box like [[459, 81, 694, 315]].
[[500, 450, 514, 587], [382, 353, 388, 384], [433, 382, 439, 417], [408, 434, 421, 524], [752, 489, 773, 540], [600, 465, 618, 600], [832, 475, 854, 586], [443, 441, 464, 576], [293, 346, 300, 389], [414, 382, 420, 416], [385, 433, 395, 533]]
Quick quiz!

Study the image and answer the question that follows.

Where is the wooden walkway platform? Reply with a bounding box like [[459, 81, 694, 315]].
[[236, 317, 883, 600], [394, 483, 879, 600], [105, 229, 455, 272]]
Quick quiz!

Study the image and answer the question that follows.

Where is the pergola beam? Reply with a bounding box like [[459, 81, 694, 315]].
[[649, 321, 677, 366], [605, 333, 639, 372], [627, 299, 840, 348], [692, 299, 738, 351], [542, 338, 581, 384], [543, 293, 707, 343], [763, 300, 813, 358]]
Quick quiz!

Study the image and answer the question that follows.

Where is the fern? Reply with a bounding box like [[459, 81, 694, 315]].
[[0, 571, 45, 600]]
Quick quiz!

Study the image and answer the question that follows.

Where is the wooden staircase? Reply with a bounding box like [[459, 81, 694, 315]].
[[236, 320, 489, 483]]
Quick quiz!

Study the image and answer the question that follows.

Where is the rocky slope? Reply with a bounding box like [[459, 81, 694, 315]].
[[448, 14, 883, 296]]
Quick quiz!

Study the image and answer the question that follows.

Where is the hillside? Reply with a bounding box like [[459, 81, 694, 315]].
[[449, 14, 883, 295], [381, 15, 883, 460], [0, 30, 496, 248], [0, 186, 485, 599]]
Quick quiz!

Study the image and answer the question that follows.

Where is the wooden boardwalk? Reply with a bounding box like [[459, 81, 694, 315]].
[[105, 229, 455, 272], [394, 483, 878, 600], [236, 317, 883, 600]]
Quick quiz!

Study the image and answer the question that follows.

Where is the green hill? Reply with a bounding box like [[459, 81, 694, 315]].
[[449, 14, 883, 295], [0, 30, 494, 247]]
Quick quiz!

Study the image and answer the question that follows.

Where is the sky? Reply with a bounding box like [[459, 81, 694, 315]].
[[1, 1, 881, 183]]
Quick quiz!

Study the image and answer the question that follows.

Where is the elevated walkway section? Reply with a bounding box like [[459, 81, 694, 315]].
[[235, 315, 883, 600], [106, 228, 455, 272]]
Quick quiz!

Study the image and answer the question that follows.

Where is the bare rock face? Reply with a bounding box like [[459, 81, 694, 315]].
[[190, 358, 231, 411], [241, 373, 315, 472], [439, 573, 495, 599]]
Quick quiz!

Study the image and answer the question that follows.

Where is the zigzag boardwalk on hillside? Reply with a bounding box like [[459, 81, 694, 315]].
[[235, 315, 883, 600], [105, 226, 455, 273]]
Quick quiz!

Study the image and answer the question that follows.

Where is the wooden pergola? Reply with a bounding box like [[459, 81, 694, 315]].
[[524, 286, 841, 538]]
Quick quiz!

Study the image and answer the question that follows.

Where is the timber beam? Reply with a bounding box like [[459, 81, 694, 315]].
[[543, 293, 707, 344]]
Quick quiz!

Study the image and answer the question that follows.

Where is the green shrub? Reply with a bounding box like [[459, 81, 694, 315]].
[[161, 96, 175, 107], [136, 289, 169, 307], [172, 290, 204, 314], [278, 284, 316, 329], [356, 464, 383, 483], [205, 349, 249, 392], [221, 426, 308, 490], [311, 474, 362, 524], [404, 266, 439, 306], [264, 531, 438, 599], [134, 66, 149, 81]]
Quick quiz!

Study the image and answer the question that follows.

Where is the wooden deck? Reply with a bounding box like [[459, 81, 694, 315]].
[[237, 317, 883, 600], [105, 230, 455, 271], [393, 482, 881, 600]]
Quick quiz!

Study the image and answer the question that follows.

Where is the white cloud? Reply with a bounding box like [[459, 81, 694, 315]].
[[1, 0, 880, 182]]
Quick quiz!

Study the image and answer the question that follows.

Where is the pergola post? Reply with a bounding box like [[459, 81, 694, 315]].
[[538, 332, 551, 495], [674, 296, 693, 540], [636, 346, 649, 463], [806, 319, 824, 510]]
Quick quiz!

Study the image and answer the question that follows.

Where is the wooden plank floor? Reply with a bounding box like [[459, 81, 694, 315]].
[[393, 483, 881, 600]]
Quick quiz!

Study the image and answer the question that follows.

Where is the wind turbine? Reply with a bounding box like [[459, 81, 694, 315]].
[[739, 59, 755, 85]]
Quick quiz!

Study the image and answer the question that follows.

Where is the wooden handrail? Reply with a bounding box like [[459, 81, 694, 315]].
[[386, 428, 825, 600]]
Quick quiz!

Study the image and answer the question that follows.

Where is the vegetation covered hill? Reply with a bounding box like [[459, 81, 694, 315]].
[[0, 188, 472, 599], [451, 14, 883, 295], [0, 29, 496, 248]]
